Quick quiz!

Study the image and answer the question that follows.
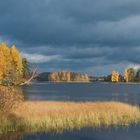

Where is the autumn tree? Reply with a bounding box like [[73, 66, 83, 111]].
[[111, 71, 119, 83], [0, 42, 33, 85], [0, 47, 5, 81], [10, 45, 23, 82], [124, 68, 135, 82], [136, 69, 140, 82], [0, 43, 12, 78]]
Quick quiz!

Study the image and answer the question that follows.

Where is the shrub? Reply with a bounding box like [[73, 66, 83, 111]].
[[0, 86, 24, 112]]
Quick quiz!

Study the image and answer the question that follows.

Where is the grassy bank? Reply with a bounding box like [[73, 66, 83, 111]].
[[0, 101, 140, 134]]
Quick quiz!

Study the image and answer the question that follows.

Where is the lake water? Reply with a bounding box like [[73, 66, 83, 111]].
[[22, 126, 140, 140], [23, 82, 140, 106], [7, 82, 140, 140]]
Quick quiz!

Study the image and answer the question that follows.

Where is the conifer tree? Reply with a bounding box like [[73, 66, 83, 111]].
[[22, 58, 30, 78]]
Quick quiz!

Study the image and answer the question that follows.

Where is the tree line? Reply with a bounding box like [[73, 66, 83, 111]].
[[110, 68, 140, 83]]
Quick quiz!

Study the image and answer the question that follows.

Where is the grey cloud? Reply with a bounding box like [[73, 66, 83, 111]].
[[1, 0, 140, 46], [0, 0, 140, 75]]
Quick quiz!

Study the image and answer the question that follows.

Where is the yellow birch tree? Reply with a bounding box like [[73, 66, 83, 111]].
[[10, 45, 23, 81], [0, 43, 12, 78]]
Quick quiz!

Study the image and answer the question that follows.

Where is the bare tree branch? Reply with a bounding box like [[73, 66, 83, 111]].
[[20, 66, 38, 85]]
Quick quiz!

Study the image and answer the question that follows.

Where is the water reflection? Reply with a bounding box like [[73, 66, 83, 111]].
[[111, 92, 139, 106], [112, 92, 130, 103], [112, 93, 118, 101], [23, 82, 140, 106], [1, 126, 140, 140]]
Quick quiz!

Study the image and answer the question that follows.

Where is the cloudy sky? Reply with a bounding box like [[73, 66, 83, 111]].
[[0, 0, 140, 76]]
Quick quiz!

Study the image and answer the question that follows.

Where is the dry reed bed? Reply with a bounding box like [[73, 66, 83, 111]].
[[1, 101, 138, 134]]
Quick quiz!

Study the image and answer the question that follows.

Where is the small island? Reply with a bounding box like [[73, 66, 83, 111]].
[[36, 71, 90, 82]]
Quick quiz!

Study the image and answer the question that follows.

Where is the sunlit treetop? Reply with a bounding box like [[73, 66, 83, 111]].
[[0, 42, 25, 84]]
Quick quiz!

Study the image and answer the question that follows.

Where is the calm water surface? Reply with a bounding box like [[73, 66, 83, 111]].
[[14, 83, 140, 140], [23, 82, 140, 106], [22, 126, 140, 140]]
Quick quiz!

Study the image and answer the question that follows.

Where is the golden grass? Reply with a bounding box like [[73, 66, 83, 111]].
[[0, 101, 138, 134]]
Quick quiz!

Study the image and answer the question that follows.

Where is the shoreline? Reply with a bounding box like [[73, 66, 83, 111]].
[[30, 81, 140, 85], [1, 81, 140, 86]]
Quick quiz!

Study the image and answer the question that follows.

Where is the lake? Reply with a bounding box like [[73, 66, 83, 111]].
[[8, 82, 140, 140], [23, 82, 140, 106], [22, 126, 140, 140]]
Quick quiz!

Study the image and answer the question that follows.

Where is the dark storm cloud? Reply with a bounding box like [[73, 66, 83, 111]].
[[0, 0, 140, 75]]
